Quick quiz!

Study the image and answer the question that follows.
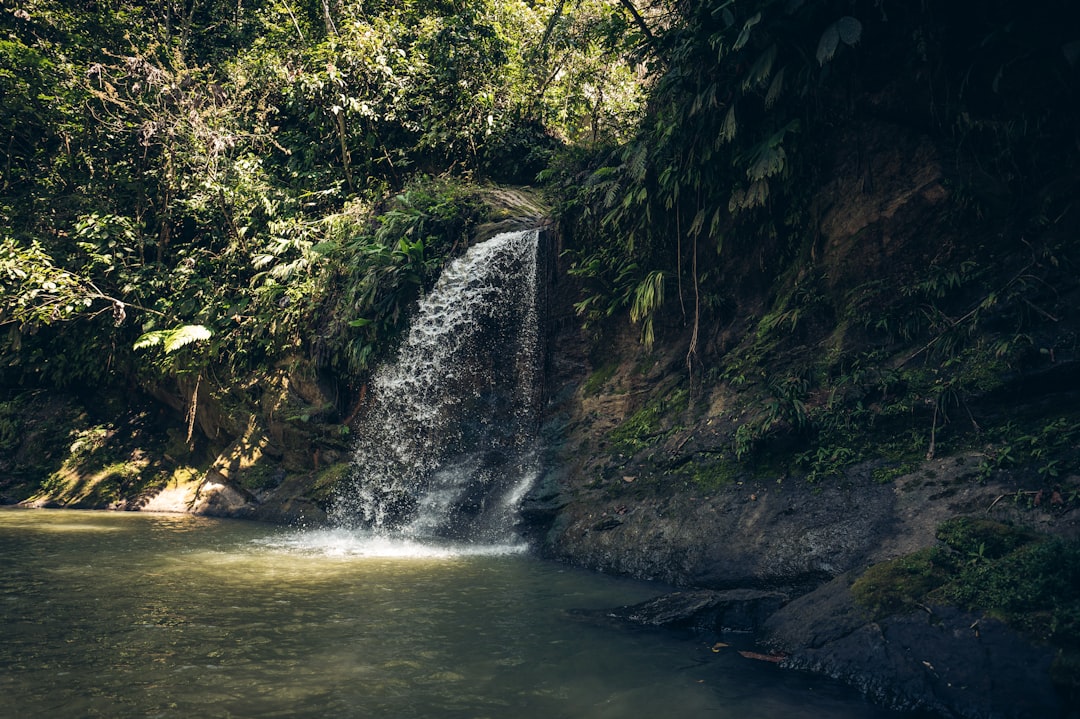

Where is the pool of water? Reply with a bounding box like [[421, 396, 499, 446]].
[[1, 508, 905, 718]]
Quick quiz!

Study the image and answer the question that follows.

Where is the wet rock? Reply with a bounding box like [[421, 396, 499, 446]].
[[190, 475, 256, 517], [578, 588, 788, 634], [763, 576, 1066, 718], [542, 475, 898, 590], [250, 497, 327, 526], [591, 515, 622, 531]]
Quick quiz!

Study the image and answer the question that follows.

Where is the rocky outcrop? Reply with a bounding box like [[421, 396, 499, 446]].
[[530, 453, 1079, 590], [763, 577, 1066, 718], [2, 356, 349, 523], [527, 441, 1078, 717]]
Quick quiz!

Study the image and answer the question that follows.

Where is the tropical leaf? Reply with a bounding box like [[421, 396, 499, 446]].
[[630, 270, 666, 350], [818, 17, 861, 65], [132, 331, 165, 350], [837, 16, 862, 46], [628, 142, 648, 182], [817, 23, 840, 65], [719, 106, 737, 144], [765, 67, 785, 108], [747, 144, 786, 181], [743, 45, 777, 91], [134, 325, 212, 354], [734, 12, 762, 51], [163, 325, 213, 354]]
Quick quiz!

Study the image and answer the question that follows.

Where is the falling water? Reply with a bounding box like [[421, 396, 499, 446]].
[[331, 229, 542, 544]]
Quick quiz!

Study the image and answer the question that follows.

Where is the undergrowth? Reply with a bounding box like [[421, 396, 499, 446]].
[[852, 517, 1080, 695], [608, 386, 689, 455]]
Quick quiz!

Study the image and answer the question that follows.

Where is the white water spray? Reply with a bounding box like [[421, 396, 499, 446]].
[[332, 229, 542, 544]]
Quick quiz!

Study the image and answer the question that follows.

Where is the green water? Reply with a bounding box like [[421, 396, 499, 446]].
[[1, 508, 900, 718]]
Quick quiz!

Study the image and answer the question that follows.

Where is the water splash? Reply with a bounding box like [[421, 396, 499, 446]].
[[331, 229, 541, 544], [253, 528, 528, 559]]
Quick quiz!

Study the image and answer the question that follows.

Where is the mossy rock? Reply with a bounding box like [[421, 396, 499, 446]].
[[1051, 650, 1080, 698], [675, 458, 738, 490], [855, 517, 1080, 664], [582, 362, 619, 397], [307, 461, 353, 504], [235, 461, 285, 493], [851, 547, 958, 619], [935, 517, 1036, 560], [609, 386, 689, 454]]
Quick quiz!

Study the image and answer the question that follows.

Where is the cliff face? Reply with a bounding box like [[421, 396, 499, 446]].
[[523, 119, 1080, 717]]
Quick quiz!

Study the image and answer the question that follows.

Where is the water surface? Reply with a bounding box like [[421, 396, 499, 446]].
[[1, 508, 903, 718]]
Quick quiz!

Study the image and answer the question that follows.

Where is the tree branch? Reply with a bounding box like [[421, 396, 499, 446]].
[[619, 0, 660, 53]]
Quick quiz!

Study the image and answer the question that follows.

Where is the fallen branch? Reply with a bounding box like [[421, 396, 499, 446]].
[[986, 489, 1040, 514], [898, 263, 1034, 368]]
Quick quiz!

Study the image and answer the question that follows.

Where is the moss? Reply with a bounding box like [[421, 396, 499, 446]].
[[1050, 651, 1080, 697], [36, 458, 165, 507], [0, 394, 85, 488], [38, 469, 74, 497], [609, 387, 689, 454], [307, 462, 353, 504], [675, 457, 739, 490], [851, 547, 957, 619], [854, 517, 1080, 697], [582, 362, 619, 396], [935, 517, 1035, 560], [871, 460, 919, 484], [169, 466, 202, 487], [235, 461, 282, 492]]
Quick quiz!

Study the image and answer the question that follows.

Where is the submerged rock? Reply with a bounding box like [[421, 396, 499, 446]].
[[579, 588, 789, 634]]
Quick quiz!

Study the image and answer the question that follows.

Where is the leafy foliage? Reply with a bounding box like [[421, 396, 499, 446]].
[[312, 177, 490, 377], [852, 517, 1080, 674], [134, 325, 213, 355], [0, 0, 643, 396], [543, 0, 1080, 486]]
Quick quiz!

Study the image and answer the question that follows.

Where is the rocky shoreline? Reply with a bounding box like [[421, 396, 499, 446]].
[[518, 366, 1080, 718]]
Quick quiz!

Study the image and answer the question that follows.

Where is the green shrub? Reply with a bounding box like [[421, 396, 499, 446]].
[[938, 538, 1080, 645]]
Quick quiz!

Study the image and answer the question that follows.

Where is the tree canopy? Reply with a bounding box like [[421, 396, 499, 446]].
[[0, 0, 647, 390]]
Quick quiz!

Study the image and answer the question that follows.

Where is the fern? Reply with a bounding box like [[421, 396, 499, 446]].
[[630, 270, 666, 350], [134, 325, 213, 354], [733, 12, 761, 51], [764, 67, 785, 108], [743, 44, 777, 91], [719, 106, 737, 144], [817, 16, 862, 65]]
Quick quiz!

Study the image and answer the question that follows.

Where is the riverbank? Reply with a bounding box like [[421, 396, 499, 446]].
[[515, 266, 1080, 717]]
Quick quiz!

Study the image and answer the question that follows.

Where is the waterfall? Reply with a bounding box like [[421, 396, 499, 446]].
[[331, 229, 542, 544]]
